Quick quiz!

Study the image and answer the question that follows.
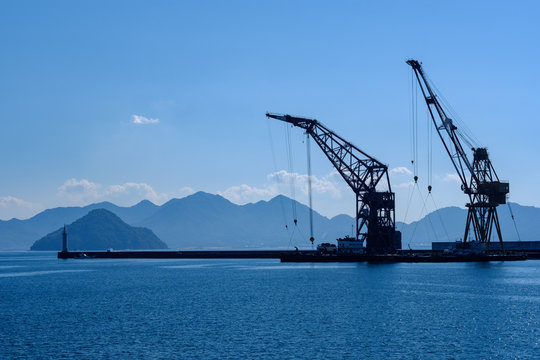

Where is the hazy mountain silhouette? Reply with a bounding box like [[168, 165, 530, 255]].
[[0, 200, 160, 250], [397, 203, 534, 249], [1, 191, 538, 250], [31, 209, 166, 251], [137, 192, 356, 249]]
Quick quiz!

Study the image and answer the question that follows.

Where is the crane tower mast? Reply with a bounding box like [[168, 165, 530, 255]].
[[406, 60, 509, 250], [266, 113, 401, 254]]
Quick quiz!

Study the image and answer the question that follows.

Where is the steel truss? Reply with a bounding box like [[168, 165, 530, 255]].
[[266, 113, 400, 253], [407, 60, 509, 251]]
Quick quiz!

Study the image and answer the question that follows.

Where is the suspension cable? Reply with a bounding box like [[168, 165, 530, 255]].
[[284, 124, 298, 224], [427, 106, 433, 192], [410, 185, 439, 244], [423, 71, 481, 147], [428, 192, 450, 240], [410, 69, 419, 182], [402, 181, 416, 224], [415, 72, 419, 179], [287, 225, 297, 248], [410, 70, 414, 173], [266, 118, 289, 230], [507, 202, 521, 241], [306, 133, 314, 247]]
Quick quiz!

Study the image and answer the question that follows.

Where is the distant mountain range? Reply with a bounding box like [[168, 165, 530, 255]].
[[0, 199, 161, 250], [0, 191, 538, 250], [31, 209, 167, 251], [398, 203, 537, 248]]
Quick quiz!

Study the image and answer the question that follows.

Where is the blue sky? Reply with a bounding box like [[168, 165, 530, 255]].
[[0, 0, 539, 221]]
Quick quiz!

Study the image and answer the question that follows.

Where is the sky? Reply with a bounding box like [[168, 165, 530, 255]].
[[0, 0, 539, 222]]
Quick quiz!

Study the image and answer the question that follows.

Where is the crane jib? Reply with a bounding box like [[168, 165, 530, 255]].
[[266, 112, 401, 254], [406, 59, 509, 251]]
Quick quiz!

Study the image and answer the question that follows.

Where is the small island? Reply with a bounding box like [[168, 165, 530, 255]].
[[31, 209, 168, 251]]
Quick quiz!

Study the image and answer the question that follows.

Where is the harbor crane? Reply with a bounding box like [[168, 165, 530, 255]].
[[266, 113, 401, 254], [407, 60, 509, 251]]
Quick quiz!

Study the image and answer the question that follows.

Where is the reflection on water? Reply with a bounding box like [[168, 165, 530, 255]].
[[0, 269, 91, 278]]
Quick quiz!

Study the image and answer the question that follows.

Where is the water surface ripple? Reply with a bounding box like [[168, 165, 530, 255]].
[[1, 252, 538, 359]]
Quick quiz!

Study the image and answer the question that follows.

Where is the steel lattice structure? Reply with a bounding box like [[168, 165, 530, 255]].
[[407, 60, 509, 251], [266, 113, 400, 253]]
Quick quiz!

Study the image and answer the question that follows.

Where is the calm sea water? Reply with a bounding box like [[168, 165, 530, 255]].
[[0, 252, 538, 359]]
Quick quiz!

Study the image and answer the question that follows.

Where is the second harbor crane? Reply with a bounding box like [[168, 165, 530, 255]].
[[266, 113, 401, 254], [407, 59, 509, 252]]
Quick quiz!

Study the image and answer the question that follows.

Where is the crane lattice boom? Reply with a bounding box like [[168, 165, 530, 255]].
[[406, 60, 509, 251], [266, 113, 401, 253]]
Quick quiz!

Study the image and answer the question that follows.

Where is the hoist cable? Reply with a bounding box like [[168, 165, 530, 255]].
[[410, 186, 439, 244], [427, 107, 433, 187], [288, 225, 297, 248], [410, 70, 413, 167], [428, 192, 450, 240], [410, 69, 418, 177], [415, 73, 419, 177], [424, 71, 481, 147], [306, 134, 314, 245], [507, 202, 521, 241], [266, 119, 289, 230], [284, 124, 298, 222], [402, 181, 416, 225]]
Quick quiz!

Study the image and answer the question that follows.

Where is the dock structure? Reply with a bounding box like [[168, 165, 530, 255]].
[[57, 247, 538, 262], [58, 250, 315, 259], [280, 253, 529, 263]]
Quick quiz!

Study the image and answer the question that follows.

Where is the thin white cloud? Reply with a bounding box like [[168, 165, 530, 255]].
[[395, 181, 414, 188], [218, 170, 344, 205], [177, 186, 196, 197], [443, 173, 461, 184], [58, 178, 100, 194], [0, 196, 41, 209], [57, 178, 169, 206], [390, 167, 412, 175], [132, 114, 159, 125], [57, 178, 101, 203], [0, 196, 44, 220], [218, 184, 278, 204], [267, 170, 342, 198], [105, 182, 168, 204]]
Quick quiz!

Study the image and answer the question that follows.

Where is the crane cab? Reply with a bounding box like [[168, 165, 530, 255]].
[[337, 236, 365, 255]]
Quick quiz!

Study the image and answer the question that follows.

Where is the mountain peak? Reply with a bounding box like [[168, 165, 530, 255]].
[[90, 201, 116, 208], [162, 191, 232, 207], [30, 208, 167, 251], [269, 194, 291, 202], [187, 191, 222, 199], [133, 199, 157, 207], [86, 208, 121, 219]]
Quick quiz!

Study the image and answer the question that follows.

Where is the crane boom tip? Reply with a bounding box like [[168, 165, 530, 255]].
[[406, 59, 421, 68], [265, 112, 281, 120]]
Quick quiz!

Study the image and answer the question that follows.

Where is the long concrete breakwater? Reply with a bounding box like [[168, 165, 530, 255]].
[[57, 249, 539, 262], [57, 250, 315, 259]]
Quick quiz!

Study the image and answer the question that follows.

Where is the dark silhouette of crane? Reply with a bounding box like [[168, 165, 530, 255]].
[[407, 60, 509, 252], [266, 113, 401, 254]]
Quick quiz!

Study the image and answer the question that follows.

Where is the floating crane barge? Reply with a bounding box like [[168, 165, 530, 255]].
[[265, 59, 527, 263], [58, 60, 537, 263], [57, 248, 535, 261], [279, 252, 529, 263]]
